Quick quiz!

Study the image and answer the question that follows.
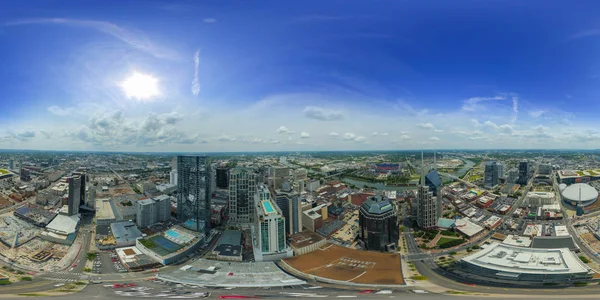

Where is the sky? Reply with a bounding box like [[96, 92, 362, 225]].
[[1, 0, 600, 152]]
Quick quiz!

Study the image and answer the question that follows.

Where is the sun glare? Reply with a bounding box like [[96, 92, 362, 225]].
[[120, 72, 160, 100]]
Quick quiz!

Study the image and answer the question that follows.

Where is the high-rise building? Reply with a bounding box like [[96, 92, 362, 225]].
[[417, 152, 437, 229], [253, 184, 291, 262], [8, 160, 14, 171], [270, 167, 291, 190], [137, 199, 156, 228], [229, 167, 258, 224], [176, 156, 212, 233], [136, 195, 171, 228], [293, 169, 308, 181], [507, 168, 518, 184], [517, 160, 530, 185], [275, 190, 303, 235], [169, 169, 178, 186], [358, 195, 399, 252], [497, 163, 504, 180], [72, 172, 87, 206], [67, 174, 83, 216], [216, 167, 229, 189], [484, 161, 501, 187]]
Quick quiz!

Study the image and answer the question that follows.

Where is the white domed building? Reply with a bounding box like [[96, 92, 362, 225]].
[[561, 183, 599, 207]]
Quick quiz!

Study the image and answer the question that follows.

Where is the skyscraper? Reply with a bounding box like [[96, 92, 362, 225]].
[[275, 190, 303, 235], [358, 195, 399, 252], [216, 167, 229, 189], [254, 184, 290, 261], [72, 172, 87, 206], [517, 160, 530, 185], [507, 168, 518, 184], [67, 174, 83, 216], [229, 167, 258, 224], [417, 152, 437, 229], [484, 161, 500, 187], [270, 167, 291, 190], [176, 156, 212, 233]]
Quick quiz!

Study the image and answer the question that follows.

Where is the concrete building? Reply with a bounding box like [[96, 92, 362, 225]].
[[253, 184, 292, 262], [137, 199, 156, 228], [526, 192, 556, 206], [507, 168, 518, 184], [275, 190, 303, 236], [270, 167, 291, 190], [358, 195, 399, 252], [169, 169, 177, 186], [416, 185, 436, 229], [561, 183, 599, 207], [293, 169, 308, 181], [176, 156, 212, 233], [288, 231, 327, 256], [137, 195, 171, 228], [460, 242, 592, 282], [228, 167, 258, 224], [302, 204, 328, 232], [306, 180, 320, 192]]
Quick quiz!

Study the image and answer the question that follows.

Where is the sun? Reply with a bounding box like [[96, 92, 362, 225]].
[[120, 72, 160, 100]]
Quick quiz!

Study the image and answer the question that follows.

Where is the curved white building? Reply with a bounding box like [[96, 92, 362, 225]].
[[561, 183, 599, 207]]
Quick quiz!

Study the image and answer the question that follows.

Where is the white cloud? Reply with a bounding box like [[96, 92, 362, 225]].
[[354, 136, 366, 142], [48, 106, 75, 116], [393, 100, 428, 116], [429, 137, 439, 141], [417, 123, 443, 132], [461, 95, 505, 111], [276, 126, 292, 134], [300, 132, 310, 139], [191, 50, 200, 96], [511, 95, 519, 122], [302, 106, 344, 121], [329, 132, 339, 137], [529, 110, 546, 118], [400, 134, 411, 140], [380, 132, 388, 136], [203, 18, 217, 23], [343, 132, 357, 140], [484, 120, 514, 135], [217, 135, 236, 142]]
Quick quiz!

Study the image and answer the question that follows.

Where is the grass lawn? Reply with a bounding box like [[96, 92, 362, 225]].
[[0, 169, 9, 175], [436, 237, 461, 247]]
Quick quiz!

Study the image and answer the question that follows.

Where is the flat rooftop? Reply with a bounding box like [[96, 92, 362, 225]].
[[462, 242, 590, 275], [96, 199, 115, 220], [289, 231, 326, 249], [110, 221, 143, 245], [283, 243, 404, 285]]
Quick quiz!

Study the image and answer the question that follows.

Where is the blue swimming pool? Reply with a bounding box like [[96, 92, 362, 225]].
[[165, 229, 181, 239], [263, 200, 275, 214]]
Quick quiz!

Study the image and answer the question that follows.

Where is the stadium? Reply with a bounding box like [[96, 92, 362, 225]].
[[561, 183, 599, 207], [0, 169, 13, 180]]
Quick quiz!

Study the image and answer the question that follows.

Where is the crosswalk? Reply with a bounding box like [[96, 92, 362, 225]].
[[38, 271, 85, 282]]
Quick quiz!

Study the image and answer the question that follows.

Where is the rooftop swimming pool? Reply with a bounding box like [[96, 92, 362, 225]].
[[165, 229, 192, 243], [262, 200, 275, 214]]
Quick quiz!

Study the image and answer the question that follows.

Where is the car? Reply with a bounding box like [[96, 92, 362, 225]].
[[359, 290, 375, 294]]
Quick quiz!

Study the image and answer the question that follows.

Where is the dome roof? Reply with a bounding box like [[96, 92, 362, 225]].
[[361, 195, 394, 215], [561, 183, 599, 203], [559, 183, 567, 191]]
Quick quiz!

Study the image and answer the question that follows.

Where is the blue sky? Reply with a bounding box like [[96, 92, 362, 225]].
[[1, 0, 600, 151]]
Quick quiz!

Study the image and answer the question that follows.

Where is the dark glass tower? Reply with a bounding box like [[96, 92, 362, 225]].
[[358, 195, 399, 252], [176, 156, 212, 233]]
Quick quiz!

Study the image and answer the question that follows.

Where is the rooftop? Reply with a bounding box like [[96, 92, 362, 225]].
[[217, 230, 242, 247], [110, 221, 143, 245], [96, 199, 116, 220], [462, 242, 590, 275], [360, 195, 394, 215], [288, 231, 326, 249]]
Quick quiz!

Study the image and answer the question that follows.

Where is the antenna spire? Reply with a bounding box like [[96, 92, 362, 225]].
[[421, 150, 425, 186]]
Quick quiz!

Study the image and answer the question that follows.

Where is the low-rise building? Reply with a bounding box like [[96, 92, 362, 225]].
[[288, 231, 327, 256]]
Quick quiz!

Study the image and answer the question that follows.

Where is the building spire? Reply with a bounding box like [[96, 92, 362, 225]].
[[421, 150, 425, 186]]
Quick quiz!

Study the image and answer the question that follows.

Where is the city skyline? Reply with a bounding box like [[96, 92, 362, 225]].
[[2, 1, 600, 152]]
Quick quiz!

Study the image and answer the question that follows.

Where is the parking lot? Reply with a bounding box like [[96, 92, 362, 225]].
[[93, 251, 128, 274]]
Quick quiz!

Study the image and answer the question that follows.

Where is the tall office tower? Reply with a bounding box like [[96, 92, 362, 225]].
[[270, 167, 291, 190], [507, 168, 518, 183], [517, 160, 530, 185], [67, 174, 83, 216], [137, 198, 156, 228], [170, 169, 178, 186], [254, 184, 289, 262], [293, 169, 308, 181], [216, 167, 229, 189], [417, 152, 437, 229], [275, 190, 303, 235], [9, 160, 14, 171], [72, 172, 87, 206], [497, 163, 504, 180], [229, 167, 258, 224], [358, 195, 399, 252], [154, 195, 171, 223], [176, 156, 212, 233], [484, 161, 500, 187]]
